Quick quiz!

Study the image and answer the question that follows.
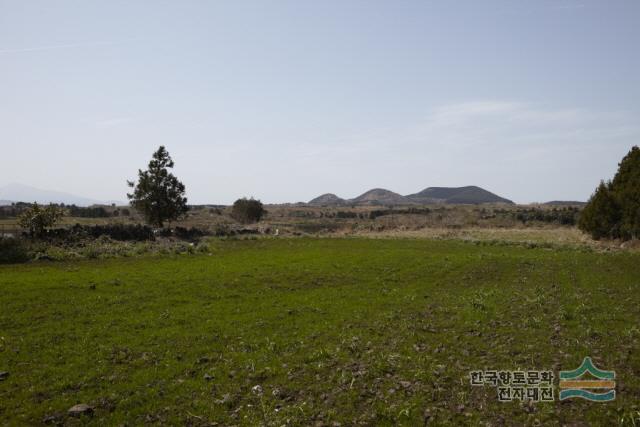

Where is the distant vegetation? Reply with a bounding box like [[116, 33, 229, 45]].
[[511, 207, 579, 226], [579, 146, 640, 240], [68, 205, 111, 218], [0, 203, 129, 219], [0, 202, 32, 219], [368, 207, 432, 219]]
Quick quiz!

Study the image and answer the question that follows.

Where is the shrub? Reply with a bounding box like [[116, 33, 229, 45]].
[[18, 203, 64, 237], [157, 226, 208, 241], [231, 198, 266, 224], [43, 224, 155, 242], [0, 238, 30, 264]]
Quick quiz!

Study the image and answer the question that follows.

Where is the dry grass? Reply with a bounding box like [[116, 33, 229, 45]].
[[335, 226, 640, 252]]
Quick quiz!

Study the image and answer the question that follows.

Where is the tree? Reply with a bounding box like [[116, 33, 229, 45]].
[[18, 203, 64, 237], [610, 146, 640, 239], [127, 146, 188, 227], [578, 181, 620, 240], [231, 198, 265, 224], [579, 146, 640, 240]]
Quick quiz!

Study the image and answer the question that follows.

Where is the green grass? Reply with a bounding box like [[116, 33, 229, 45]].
[[1, 238, 639, 425]]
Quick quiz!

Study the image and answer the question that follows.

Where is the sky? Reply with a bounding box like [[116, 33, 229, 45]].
[[1, 0, 639, 204]]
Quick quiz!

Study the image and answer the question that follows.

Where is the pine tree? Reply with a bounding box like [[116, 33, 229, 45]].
[[127, 146, 188, 227], [610, 146, 640, 239], [578, 181, 620, 240], [579, 146, 640, 240]]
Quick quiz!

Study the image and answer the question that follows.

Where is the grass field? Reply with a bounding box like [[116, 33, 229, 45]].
[[1, 238, 639, 425]]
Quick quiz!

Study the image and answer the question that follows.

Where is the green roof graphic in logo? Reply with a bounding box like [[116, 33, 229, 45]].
[[559, 357, 616, 402]]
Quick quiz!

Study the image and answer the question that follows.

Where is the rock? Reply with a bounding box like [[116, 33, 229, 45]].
[[68, 404, 93, 417], [42, 413, 64, 425], [0, 371, 8, 381], [399, 380, 412, 389], [204, 373, 214, 381], [215, 393, 232, 405], [251, 385, 263, 395]]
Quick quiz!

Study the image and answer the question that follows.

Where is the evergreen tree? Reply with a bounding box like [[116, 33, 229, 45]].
[[127, 146, 188, 227], [578, 181, 620, 239], [610, 146, 640, 239], [579, 146, 640, 240]]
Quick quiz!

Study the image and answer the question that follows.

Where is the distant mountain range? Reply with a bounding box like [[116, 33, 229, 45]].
[[309, 186, 514, 206], [0, 183, 124, 206], [0, 183, 583, 208]]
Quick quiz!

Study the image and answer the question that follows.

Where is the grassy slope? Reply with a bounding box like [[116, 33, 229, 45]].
[[0, 238, 639, 425]]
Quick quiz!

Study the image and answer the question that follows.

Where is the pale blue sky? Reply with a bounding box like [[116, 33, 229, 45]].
[[1, 0, 639, 204]]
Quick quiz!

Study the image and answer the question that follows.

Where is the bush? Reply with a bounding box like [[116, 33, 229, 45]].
[[515, 207, 580, 226], [231, 198, 266, 224], [0, 238, 30, 264]]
